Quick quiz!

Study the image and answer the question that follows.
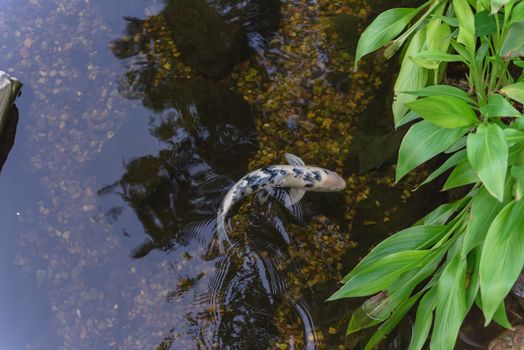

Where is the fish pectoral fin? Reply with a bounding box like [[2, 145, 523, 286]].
[[288, 187, 306, 206], [285, 153, 306, 167]]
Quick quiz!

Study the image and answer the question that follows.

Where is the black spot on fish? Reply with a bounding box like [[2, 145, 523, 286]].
[[251, 184, 259, 191], [292, 168, 304, 177], [313, 171, 321, 181], [305, 183, 313, 188], [279, 170, 287, 175], [304, 173, 315, 183]]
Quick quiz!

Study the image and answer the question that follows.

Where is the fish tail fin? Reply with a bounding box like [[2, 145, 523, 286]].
[[216, 215, 232, 254]]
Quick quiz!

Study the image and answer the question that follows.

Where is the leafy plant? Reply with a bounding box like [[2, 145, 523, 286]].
[[330, 0, 524, 349]]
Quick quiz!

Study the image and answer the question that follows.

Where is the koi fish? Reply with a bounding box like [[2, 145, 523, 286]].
[[216, 153, 346, 252]]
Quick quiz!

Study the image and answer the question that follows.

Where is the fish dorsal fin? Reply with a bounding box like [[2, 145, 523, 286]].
[[285, 153, 306, 167]]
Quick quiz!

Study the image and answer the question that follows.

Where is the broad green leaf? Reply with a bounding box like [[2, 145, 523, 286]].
[[330, 250, 431, 298], [339, 225, 447, 283], [393, 29, 428, 123], [395, 110, 420, 128], [364, 293, 421, 350], [402, 85, 475, 104], [475, 294, 512, 328], [508, 142, 524, 166], [514, 118, 524, 130], [442, 161, 479, 190], [476, 41, 490, 66], [479, 93, 522, 118], [500, 82, 524, 104], [467, 123, 508, 201], [504, 128, 524, 145], [354, 7, 419, 69], [410, 50, 464, 69], [406, 96, 478, 128], [388, 248, 447, 300], [493, 301, 512, 329], [453, 0, 476, 54], [445, 136, 467, 153], [350, 249, 443, 336], [421, 196, 470, 225], [420, 149, 467, 186], [396, 120, 467, 181], [462, 186, 507, 256], [511, 165, 524, 200], [436, 15, 459, 27], [466, 246, 481, 308], [430, 254, 467, 350], [491, 0, 511, 14], [501, 20, 524, 59], [408, 288, 436, 350], [475, 10, 497, 36], [511, 2, 524, 24], [385, 1, 442, 59], [346, 292, 387, 335], [427, 19, 451, 53], [450, 40, 472, 63], [514, 59, 524, 68], [480, 199, 524, 324]]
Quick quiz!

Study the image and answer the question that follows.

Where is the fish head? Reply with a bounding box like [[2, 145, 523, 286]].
[[316, 169, 346, 192]]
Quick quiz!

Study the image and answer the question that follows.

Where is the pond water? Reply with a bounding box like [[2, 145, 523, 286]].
[[0, 0, 500, 349]]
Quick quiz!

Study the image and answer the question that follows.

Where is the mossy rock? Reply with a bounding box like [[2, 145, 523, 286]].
[[164, 0, 249, 78]]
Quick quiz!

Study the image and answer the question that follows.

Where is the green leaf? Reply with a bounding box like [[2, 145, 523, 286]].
[[493, 301, 512, 329], [406, 96, 479, 128], [514, 59, 524, 68], [346, 292, 387, 335], [453, 0, 476, 54], [500, 82, 524, 104], [462, 186, 507, 256], [421, 196, 470, 225], [466, 246, 481, 308], [330, 250, 431, 299], [511, 165, 524, 200], [475, 10, 497, 36], [511, 2, 524, 24], [395, 110, 420, 128], [504, 128, 524, 145], [443, 161, 479, 190], [393, 29, 429, 123], [339, 225, 447, 284], [427, 19, 451, 53], [479, 94, 522, 118], [364, 293, 421, 350], [491, 0, 511, 14], [410, 50, 465, 69], [501, 20, 524, 59], [467, 123, 508, 201], [396, 120, 467, 181], [420, 149, 467, 186], [430, 254, 467, 350], [354, 7, 420, 69], [480, 199, 524, 324], [408, 288, 437, 350], [402, 85, 475, 104], [445, 136, 467, 153]]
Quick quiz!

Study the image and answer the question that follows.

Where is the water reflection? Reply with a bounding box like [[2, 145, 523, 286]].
[[0, 0, 463, 348], [104, 1, 336, 347]]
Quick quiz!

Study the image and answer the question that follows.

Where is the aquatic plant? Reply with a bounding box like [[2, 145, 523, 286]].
[[330, 0, 524, 349]]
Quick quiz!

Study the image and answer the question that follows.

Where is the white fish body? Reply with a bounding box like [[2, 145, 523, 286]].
[[216, 153, 346, 252]]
